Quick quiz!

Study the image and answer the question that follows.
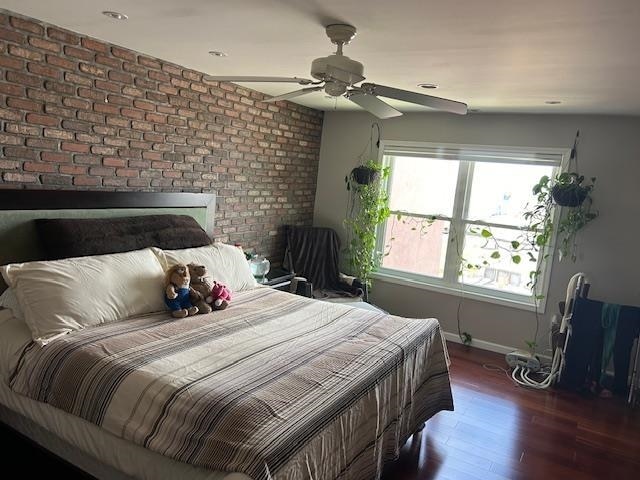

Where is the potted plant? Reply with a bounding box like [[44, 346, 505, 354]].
[[349, 165, 380, 186], [525, 171, 597, 263], [550, 172, 595, 207], [344, 159, 391, 284]]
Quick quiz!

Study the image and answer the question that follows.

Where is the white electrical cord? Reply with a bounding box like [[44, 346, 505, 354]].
[[511, 272, 587, 389]]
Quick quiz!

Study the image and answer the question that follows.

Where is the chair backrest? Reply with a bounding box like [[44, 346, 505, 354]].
[[284, 225, 341, 291]]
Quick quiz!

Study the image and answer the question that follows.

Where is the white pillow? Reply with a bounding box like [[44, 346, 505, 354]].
[[0, 287, 25, 322], [1, 248, 166, 345], [154, 243, 258, 293]]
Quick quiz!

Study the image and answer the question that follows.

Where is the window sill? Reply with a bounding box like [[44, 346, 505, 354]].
[[372, 271, 546, 313]]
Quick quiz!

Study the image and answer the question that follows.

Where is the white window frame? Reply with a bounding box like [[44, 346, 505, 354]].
[[374, 140, 572, 313]]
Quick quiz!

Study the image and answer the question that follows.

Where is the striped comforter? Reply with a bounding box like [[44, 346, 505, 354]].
[[10, 287, 453, 480]]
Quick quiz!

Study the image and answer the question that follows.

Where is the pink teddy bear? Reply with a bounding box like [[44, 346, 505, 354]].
[[211, 281, 232, 310]]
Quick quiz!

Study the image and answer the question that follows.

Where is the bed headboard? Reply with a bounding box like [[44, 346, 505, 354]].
[[0, 189, 216, 292]]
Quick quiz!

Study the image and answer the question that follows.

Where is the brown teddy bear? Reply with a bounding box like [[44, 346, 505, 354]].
[[187, 263, 214, 314], [164, 264, 199, 318]]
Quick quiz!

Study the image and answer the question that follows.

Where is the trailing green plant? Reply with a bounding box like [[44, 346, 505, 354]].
[[344, 159, 391, 284], [527, 172, 597, 263]]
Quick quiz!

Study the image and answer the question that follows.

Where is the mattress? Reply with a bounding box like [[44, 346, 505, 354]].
[[0, 308, 247, 480], [1, 288, 453, 479]]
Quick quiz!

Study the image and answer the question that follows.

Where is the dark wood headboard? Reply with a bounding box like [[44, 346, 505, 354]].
[[0, 189, 216, 293], [0, 189, 215, 211]]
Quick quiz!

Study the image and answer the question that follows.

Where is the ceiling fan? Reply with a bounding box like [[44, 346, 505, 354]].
[[205, 24, 467, 119]]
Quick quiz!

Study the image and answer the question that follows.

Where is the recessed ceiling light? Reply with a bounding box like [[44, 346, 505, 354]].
[[209, 51, 228, 57], [102, 11, 128, 20], [417, 83, 438, 89], [545, 100, 561, 105]]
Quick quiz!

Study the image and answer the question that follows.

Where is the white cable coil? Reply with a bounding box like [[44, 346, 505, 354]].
[[511, 272, 587, 389]]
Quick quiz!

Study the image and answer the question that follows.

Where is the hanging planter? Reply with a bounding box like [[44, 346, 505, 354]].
[[551, 173, 592, 207], [350, 165, 380, 185]]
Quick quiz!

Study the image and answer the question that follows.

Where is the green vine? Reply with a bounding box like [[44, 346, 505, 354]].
[[344, 160, 391, 285]]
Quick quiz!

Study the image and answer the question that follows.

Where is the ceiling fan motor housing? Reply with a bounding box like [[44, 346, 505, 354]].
[[311, 55, 364, 91]]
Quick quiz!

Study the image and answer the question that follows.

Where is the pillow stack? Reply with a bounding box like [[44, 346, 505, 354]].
[[0, 243, 258, 346]]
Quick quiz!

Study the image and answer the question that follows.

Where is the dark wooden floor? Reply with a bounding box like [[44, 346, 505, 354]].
[[382, 343, 640, 480], [3, 342, 639, 479]]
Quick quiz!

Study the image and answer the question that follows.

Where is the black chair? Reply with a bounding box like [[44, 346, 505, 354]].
[[283, 225, 368, 302]]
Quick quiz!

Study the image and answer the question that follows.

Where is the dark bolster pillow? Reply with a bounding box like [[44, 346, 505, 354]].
[[35, 214, 211, 260]]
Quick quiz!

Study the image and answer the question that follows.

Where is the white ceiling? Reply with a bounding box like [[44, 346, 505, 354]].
[[2, 0, 640, 115]]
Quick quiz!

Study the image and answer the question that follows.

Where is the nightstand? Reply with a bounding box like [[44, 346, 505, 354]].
[[263, 268, 312, 297], [263, 267, 295, 291]]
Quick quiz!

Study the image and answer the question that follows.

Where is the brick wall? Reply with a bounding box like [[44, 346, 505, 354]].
[[0, 11, 323, 261]]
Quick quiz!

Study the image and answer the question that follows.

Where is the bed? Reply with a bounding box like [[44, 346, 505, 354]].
[[0, 189, 453, 480]]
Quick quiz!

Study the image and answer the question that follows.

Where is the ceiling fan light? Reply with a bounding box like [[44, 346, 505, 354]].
[[324, 80, 347, 97]]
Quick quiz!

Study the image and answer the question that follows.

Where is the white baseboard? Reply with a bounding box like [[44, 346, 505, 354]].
[[443, 331, 516, 355], [443, 331, 552, 362]]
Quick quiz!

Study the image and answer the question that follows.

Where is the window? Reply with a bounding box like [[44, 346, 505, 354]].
[[376, 142, 569, 310]]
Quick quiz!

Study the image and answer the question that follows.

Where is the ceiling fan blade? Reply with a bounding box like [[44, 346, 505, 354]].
[[363, 83, 467, 115], [263, 86, 324, 103], [347, 92, 402, 119], [203, 76, 314, 85]]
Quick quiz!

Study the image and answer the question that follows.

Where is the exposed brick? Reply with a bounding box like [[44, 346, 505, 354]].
[[27, 62, 60, 79], [47, 27, 79, 44], [0, 160, 20, 170], [0, 55, 24, 70], [6, 124, 40, 135], [7, 71, 42, 87], [4, 146, 38, 159], [0, 26, 25, 43], [61, 142, 90, 153], [3, 172, 38, 183], [138, 55, 161, 69], [7, 97, 41, 112], [25, 138, 57, 149], [108, 70, 133, 84], [26, 113, 58, 126], [41, 151, 71, 163], [41, 174, 72, 185], [46, 54, 76, 70], [60, 165, 87, 175], [43, 128, 74, 139], [81, 37, 108, 53], [134, 99, 154, 110], [28, 36, 60, 52], [73, 176, 101, 186], [0, 11, 322, 260], [8, 45, 43, 61], [95, 80, 121, 93], [116, 168, 139, 177], [95, 54, 121, 68], [79, 62, 106, 77], [121, 108, 144, 120], [23, 161, 56, 173], [0, 133, 23, 145], [64, 45, 94, 61], [124, 86, 145, 98], [103, 157, 127, 167], [62, 97, 91, 110], [10, 16, 43, 35], [149, 70, 170, 83], [44, 80, 75, 94], [111, 46, 136, 62]]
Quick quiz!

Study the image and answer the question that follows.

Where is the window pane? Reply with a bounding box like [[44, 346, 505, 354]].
[[466, 163, 555, 226], [381, 215, 449, 279], [386, 155, 459, 217], [460, 225, 537, 296]]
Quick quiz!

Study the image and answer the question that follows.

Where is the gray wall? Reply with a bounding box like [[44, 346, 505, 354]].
[[314, 111, 640, 351]]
